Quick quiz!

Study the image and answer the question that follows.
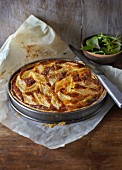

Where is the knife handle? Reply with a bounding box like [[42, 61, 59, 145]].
[[98, 74, 122, 108]]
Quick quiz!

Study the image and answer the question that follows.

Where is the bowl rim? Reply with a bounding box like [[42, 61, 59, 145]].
[[81, 34, 122, 57], [83, 49, 122, 58]]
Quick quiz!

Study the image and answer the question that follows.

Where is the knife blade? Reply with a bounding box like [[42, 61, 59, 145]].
[[69, 44, 122, 108]]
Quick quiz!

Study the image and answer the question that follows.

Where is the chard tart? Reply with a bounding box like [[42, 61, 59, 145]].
[[10, 59, 106, 112]]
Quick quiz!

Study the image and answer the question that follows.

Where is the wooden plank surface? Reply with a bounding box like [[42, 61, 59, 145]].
[[82, 0, 122, 40], [0, 0, 122, 169], [0, 0, 122, 46], [0, 0, 82, 48], [0, 105, 122, 170]]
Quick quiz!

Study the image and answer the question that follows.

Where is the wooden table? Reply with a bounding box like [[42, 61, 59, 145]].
[[0, 0, 122, 169], [0, 105, 122, 170]]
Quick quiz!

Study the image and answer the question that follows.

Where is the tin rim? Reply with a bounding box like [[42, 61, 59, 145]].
[[8, 58, 107, 123]]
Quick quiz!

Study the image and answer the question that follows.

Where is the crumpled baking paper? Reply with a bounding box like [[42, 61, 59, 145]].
[[0, 15, 121, 149]]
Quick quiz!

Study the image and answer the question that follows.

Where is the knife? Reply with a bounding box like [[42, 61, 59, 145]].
[[69, 44, 122, 108]]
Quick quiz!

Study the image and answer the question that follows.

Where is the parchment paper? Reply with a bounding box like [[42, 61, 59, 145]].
[[0, 15, 121, 149]]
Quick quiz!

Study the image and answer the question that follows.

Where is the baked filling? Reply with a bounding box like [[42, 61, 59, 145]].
[[10, 59, 106, 112]]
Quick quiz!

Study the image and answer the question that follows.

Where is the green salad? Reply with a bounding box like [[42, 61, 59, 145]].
[[81, 34, 122, 55]]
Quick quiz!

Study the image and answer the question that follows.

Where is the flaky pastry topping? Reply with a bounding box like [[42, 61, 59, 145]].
[[11, 60, 105, 112]]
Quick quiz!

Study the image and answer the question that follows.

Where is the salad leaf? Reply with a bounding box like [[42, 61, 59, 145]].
[[81, 34, 122, 55]]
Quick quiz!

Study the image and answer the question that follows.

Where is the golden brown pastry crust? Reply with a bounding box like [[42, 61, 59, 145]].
[[10, 60, 106, 112]]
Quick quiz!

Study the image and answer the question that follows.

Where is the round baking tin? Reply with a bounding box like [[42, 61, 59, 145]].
[[8, 58, 107, 123]]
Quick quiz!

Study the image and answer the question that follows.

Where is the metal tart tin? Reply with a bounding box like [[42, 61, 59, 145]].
[[8, 58, 107, 123]]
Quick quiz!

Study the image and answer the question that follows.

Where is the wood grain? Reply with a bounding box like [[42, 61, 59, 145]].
[[82, 0, 122, 41], [0, 105, 122, 170], [0, 0, 82, 48], [0, 0, 122, 169], [0, 0, 122, 47]]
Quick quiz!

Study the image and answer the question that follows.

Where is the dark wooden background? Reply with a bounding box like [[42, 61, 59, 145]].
[[0, 0, 122, 170], [0, 0, 122, 48]]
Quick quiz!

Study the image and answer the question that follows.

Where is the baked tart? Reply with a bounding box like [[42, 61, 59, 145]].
[[10, 59, 106, 113]]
